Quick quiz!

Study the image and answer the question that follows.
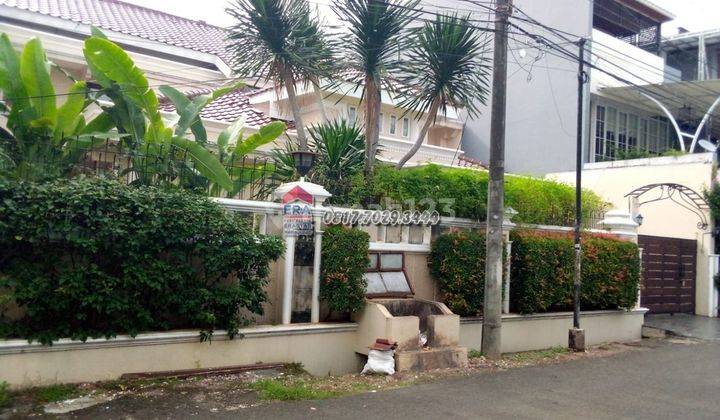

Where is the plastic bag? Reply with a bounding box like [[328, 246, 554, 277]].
[[361, 349, 396, 375]]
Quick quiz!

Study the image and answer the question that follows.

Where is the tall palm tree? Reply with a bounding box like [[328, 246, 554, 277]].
[[226, 0, 331, 150], [395, 14, 491, 168], [332, 0, 419, 176]]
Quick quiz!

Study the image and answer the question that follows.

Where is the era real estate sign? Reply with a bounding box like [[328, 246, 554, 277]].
[[282, 186, 314, 237]]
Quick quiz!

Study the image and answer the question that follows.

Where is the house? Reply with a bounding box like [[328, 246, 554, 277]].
[[0, 0, 470, 167]]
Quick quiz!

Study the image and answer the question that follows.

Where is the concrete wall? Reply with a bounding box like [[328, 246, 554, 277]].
[[548, 153, 717, 316], [454, 0, 593, 175], [0, 324, 361, 389], [460, 309, 647, 353]]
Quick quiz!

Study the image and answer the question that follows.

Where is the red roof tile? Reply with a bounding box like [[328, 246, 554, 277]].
[[0, 0, 234, 64]]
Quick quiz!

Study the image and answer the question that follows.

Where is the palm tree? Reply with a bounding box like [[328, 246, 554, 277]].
[[332, 0, 419, 176], [395, 14, 491, 168], [226, 0, 331, 150]]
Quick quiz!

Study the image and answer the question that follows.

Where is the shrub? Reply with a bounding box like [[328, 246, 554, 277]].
[[320, 225, 370, 313], [354, 164, 606, 226], [0, 178, 284, 344], [510, 231, 640, 314], [429, 230, 640, 316], [429, 231, 487, 316]]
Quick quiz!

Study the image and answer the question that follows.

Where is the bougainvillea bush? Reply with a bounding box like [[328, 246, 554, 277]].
[[0, 178, 284, 344], [430, 230, 640, 316], [510, 231, 640, 314], [320, 225, 370, 314]]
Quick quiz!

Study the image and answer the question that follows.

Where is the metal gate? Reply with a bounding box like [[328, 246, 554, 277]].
[[639, 235, 696, 314]]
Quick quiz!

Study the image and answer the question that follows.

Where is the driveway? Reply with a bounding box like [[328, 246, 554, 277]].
[[644, 313, 720, 341]]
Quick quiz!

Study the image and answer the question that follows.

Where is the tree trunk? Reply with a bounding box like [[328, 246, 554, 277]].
[[281, 65, 308, 150], [363, 75, 382, 177], [311, 76, 328, 123], [395, 97, 441, 169]]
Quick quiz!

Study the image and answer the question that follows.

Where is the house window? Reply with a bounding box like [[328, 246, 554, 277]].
[[348, 106, 357, 123], [617, 112, 628, 152], [402, 117, 409, 137], [389, 116, 397, 135], [364, 252, 411, 296], [628, 115, 638, 150], [594, 105, 605, 161], [605, 107, 617, 159], [379, 113, 384, 132]]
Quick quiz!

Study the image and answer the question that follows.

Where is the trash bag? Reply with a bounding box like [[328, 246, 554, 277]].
[[361, 349, 396, 375]]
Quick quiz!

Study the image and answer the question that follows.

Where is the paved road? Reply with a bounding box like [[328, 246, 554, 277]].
[[645, 314, 720, 341], [241, 340, 720, 420]]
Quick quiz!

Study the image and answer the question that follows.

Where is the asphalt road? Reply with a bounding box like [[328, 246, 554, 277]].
[[241, 340, 720, 420]]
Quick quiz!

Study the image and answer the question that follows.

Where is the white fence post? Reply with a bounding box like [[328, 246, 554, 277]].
[[502, 207, 517, 314], [708, 254, 719, 317]]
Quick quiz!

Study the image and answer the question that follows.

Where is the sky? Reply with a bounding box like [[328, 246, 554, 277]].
[[124, 0, 719, 36]]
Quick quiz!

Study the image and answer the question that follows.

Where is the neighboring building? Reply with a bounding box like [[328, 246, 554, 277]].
[[0, 0, 468, 167], [454, 0, 679, 174]]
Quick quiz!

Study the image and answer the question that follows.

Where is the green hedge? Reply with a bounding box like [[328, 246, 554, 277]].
[[510, 231, 640, 314], [355, 164, 606, 225], [320, 225, 370, 313], [0, 178, 284, 344], [429, 230, 640, 315], [429, 231, 487, 316]]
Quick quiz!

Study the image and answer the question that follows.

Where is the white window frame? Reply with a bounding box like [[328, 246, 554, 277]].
[[402, 117, 409, 138], [389, 115, 397, 135]]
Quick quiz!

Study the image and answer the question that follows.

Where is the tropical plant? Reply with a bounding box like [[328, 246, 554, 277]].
[[395, 14, 491, 168], [82, 28, 234, 191], [0, 34, 117, 181], [332, 0, 419, 175], [226, 0, 332, 150], [267, 118, 366, 203], [211, 118, 286, 196]]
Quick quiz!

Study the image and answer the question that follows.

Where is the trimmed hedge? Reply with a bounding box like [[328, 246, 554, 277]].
[[429, 230, 640, 315], [320, 225, 370, 313], [0, 178, 284, 344], [429, 231, 487, 316], [510, 231, 640, 314], [355, 164, 606, 226]]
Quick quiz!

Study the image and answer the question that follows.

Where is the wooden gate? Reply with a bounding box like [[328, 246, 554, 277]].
[[639, 235, 696, 314]]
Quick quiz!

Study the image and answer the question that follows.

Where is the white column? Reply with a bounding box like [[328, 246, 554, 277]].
[[637, 247, 644, 309], [282, 235, 296, 325], [597, 209, 639, 243], [503, 240, 512, 314]]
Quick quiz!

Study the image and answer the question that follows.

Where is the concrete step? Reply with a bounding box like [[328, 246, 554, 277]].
[[395, 346, 468, 372]]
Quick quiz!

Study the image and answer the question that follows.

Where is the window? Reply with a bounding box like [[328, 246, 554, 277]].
[[628, 115, 638, 150], [617, 112, 628, 152], [605, 107, 617, 159], [348, 106, 357, 123], [389, 115, 397, 135], [363, 252, 412, 296], [402, 117, 409, 137], [379, 113, 384, 132], [594, 105, 605, 161]]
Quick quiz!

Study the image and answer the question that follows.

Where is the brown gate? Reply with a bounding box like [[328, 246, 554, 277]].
[[639, 235, 696, 314]]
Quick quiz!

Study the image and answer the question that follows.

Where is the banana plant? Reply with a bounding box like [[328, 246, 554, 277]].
[[209, 118, 286, 197], [82, 28, 233, 191], [0, 34, 115, 180]]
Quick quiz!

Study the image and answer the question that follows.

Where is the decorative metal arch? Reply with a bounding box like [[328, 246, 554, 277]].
[[625, 183, 710, 230]]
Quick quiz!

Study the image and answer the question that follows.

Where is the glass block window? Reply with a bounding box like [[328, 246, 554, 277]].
[[363, 252, 411, 296]]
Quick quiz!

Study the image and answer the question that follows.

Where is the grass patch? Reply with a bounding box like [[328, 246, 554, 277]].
[[468, 349, 483, 359], [250, 379, 342, 401], [33, 384, 80, 403], [0, 381, 10, 408], [504, 346, 569, 363]]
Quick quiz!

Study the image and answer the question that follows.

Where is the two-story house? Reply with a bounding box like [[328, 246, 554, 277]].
[[0, 0, 468, 167]]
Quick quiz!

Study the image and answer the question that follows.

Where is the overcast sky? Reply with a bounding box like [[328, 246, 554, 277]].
[[125, 0, 719, 36]]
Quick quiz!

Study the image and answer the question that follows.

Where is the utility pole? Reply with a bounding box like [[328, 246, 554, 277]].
[[482, 0, 512, 360], [569, 38, 587, 352]]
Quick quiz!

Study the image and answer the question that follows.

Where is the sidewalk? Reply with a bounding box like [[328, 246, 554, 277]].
[[644, 313, 720, 341]]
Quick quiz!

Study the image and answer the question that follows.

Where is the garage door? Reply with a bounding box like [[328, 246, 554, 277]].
[[639, 235, 696, 314]]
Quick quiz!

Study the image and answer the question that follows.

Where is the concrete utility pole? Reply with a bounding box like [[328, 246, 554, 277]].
[[570, 38, 587, 352], [482, 0, 512, 360]]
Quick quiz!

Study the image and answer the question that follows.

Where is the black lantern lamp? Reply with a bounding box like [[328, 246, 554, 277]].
[[634, 213, 644, 226], [292, 150, 317, 179]]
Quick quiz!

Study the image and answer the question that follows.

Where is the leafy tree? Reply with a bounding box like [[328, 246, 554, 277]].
[[0, 34, 116, 180], [226, 0, 332, 150], [395, 14, 491, 168], [332, 0, 419, 175]]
